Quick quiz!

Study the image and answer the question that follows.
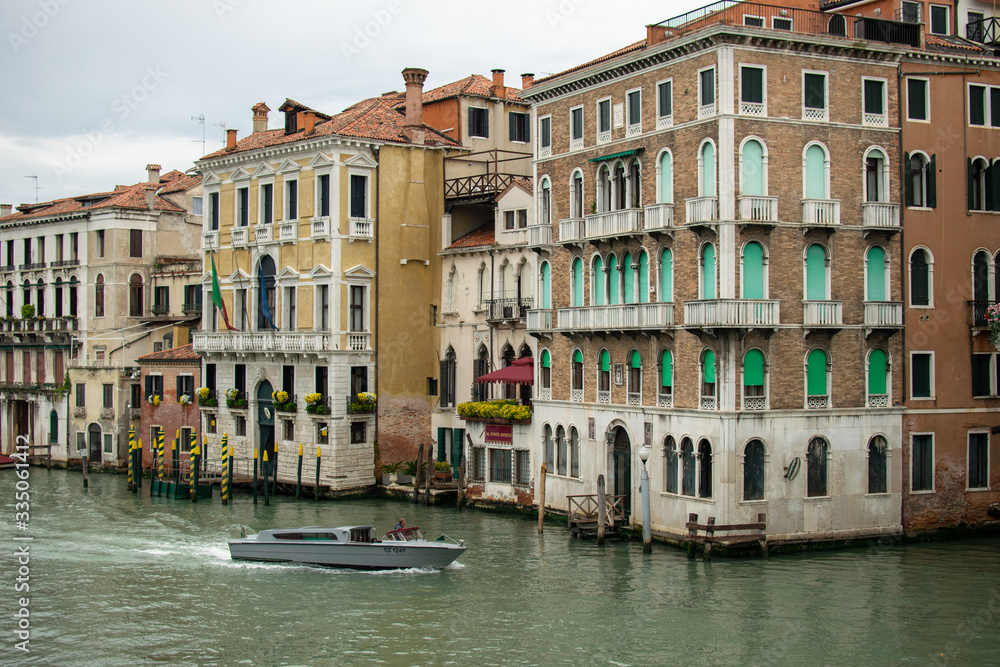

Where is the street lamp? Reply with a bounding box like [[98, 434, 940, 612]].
[[639, 444, 651, 552]]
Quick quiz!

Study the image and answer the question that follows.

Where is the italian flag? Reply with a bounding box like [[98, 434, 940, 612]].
[[210, 252, 234, 330]]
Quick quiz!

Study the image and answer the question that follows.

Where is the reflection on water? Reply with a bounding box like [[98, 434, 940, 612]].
[[3, 469, 999, 666]]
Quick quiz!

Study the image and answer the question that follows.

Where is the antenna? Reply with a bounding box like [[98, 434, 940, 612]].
[[191, 114, 206, 155], [214, 121, 227, 145], [24, 174, 40, 203]]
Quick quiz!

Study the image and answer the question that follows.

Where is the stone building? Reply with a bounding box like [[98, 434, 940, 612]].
[[519, 1, 914, 545]]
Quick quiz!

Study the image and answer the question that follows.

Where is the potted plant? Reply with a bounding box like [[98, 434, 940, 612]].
[[403, 458, 426, 484], [179, 394, 191, 406], [20, 304, 34, 319], [197, 387, 217, 407], [380, 461, 402, 485], [987, 303, 1000, 349], [434, 460, 452, 482], [272, 390, 295, 412], [305, 392, 325, 414], [348, 392, 377, 414]]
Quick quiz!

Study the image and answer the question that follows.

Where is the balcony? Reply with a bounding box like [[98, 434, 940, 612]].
[[311, 217, 330, 238], [803, 301, 843, 328], [864, 301, 903, 332], [151, 303, 169, 316], [643, 203, 675, 234], [738, 196, 778, 224], [967, 17, 1000, 46], [278, 220, 298, 244], [192, 331, 334, 354], [807, 395, 829, 409], [583, 209, 643, 240], [861, 203, 900, 232], [527, 224, 552, 250], [685, 197, 718, 226], [867, 393, 890, 408], [19, 262, 45, 270], [0, 265, 13, 273], [571, 389, 584, 402], [231, 227, 249, 247], [347, 332, 370, 351], [657, 393, 672, 408], [253, 224, 274, 244], [558, 218, 585, 245], [182, 301, 202, 315], [970, 300, 996, 328], [50, 259, 80, 268], [801, 199, 841, 229], [555, 302, 674, 332], [348, 218, 374, 241], [484, 297, 532, 323], [743, 395, 767, 410], [684, 299, 780, 328], [526, 309, 554, 335], [202, 230, 219, 250]]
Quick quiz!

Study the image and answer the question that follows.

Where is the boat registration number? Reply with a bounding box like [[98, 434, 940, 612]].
[[383, 546, 406, 554]]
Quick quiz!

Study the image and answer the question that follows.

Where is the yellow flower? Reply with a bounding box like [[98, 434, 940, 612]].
[[198, 387, 210, 400]]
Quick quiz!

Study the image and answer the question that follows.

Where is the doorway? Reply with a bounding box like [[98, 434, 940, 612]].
[[257, 380, 275, 464], [87, 423, 102, 461], [611, 427, 632, 520]]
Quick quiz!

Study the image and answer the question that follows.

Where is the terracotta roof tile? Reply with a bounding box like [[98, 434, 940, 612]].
[[157, 170, 202, 195], [137, 343, 200, 363], [534, 39, 648, 87], [446, 223, 495, 250], [418, 74, 526, 105]]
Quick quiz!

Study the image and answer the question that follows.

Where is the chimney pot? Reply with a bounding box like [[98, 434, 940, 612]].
[[491, 68, 506, 98], [521, 73, 534, 89], [226, 129, 238, 149], [0, 204, 11, 217], [146, 163, 161, 185], [401, 67, 429, 145], [252, 102, 270, 133]]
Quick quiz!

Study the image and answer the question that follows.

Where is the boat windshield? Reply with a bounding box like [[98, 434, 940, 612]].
[[384, 526, 423, 542]]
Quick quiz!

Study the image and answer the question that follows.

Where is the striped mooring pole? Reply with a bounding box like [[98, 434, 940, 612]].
[[262, 450, 270, 506], [136, 438, 142, 490], [190, 439, 200, 503], [315, 446, 321, 501], [253, 447, 259, 505], [221, 433, 229, 506], [127, 427, 135, 492], [173, 430, 181, 483], [227, 441, 233, 504], [295, 443, 303, 500], [157, 428, 165, 479]]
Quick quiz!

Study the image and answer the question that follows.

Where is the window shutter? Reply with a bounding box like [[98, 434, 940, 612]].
[[992, 87, 1000, 126], [927, 154, 937, 208], [903, 152, 913, 207], [509, 112, 516, 141], [969, 157, 976, 210], [144, 375, 152, 400], [468, 107, 475, 137], [988, 162, 997, 212], [522, 114, 529, 142], [912, 355, 930, 397], [483, 109, 489, 138], [176, 375, 183, 399], [992, 161, 1000, 211], [972, 355, 990, 396]]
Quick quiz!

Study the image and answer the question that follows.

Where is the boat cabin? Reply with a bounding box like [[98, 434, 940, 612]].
[[262, 526, 379, 543]]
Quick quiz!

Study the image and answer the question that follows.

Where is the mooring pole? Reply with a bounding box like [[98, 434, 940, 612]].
[[271, 442, 278, 496], [252, 447, 259, 505], [423, 445, 433, 506], [136, 438, 142, 490], [295, 443, 303, 500], [227, 442, 233, 504], [413, 443, 424, 504], [127, 428, 135, 492], [221, 437, 229, 506], [597, 474, 607, 545], [538, 462, 547, 534], [640, 446, 651, 553], [456, 454, 466, 510], [191, 442, 200, 503], [262, 450, 270, 506], [314, 446, 321, 501], [81, 450, 88, 489]]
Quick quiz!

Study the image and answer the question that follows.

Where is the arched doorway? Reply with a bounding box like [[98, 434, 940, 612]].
[[257, 380, 275, 465], [610, 426, 632, 520], [87, 423, 102, 461]]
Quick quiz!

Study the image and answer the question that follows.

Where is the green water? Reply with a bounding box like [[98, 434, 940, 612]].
[[2, 469, 999, 666]]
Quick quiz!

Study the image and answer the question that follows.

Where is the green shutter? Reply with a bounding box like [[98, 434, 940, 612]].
[[703, 244, 716, 299], [541, 349, 550, 368], [660, 151, 673, 204], [742, 242, 764, 299], [703, 350, 716, 383], [630, 350, 641, 369], [992, 161, 1000, 212], [451, 429, 464, 475], [987, 161, 996, 212], [623, 252, 634, 303], [868, 348, 887, 394], [701, 142, 716, 197], [593, 256, 604, 306], [805, 145, 826, 199], [742, 140, 763, 196], [600, 350, 611, 372], [437, 428, 447, 462], [806, 244, 827, 300], [927, 154, 936, 208], [904, 152, 913, 207], [744, 349, 764, 387], [661, 249, 673, 302], [542, 262, 552, 309], [867, 246, 885, 301], [807, 349, 827, 396], [638, 251, 649, 304], [661, 350, 673, 388], [573, 349, 583, 364], [608, 255, 619, 305]]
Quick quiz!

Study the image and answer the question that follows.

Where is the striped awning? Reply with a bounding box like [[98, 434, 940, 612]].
[[588, 148, 644, 163]]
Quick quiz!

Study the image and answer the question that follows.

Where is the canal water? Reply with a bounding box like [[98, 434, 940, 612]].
[[3, 470, 999, 666]]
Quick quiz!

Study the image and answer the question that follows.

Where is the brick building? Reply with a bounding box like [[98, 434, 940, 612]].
[[519, 2, 914, 544], [136, 343, 201, 470]]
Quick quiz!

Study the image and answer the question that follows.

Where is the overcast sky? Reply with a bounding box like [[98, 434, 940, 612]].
[[0, 0, 704, 207]]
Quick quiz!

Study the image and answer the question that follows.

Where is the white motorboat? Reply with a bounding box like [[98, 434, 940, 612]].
[[228, 525, 466, 570]]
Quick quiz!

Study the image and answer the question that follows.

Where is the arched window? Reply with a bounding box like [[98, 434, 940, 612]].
[[638, 250, 649, 304], [701, 243, 716, 299], [906, 152, 935, 208], [570, 426, 580, 477], [257, 255, 276, 330], [539, 177, 551, 225], [628, 159, 641, 208], [556, 425, 567, 476], [54, 278, 63, 318], [544, 424, 554, 470], [973, 250, 991, 304], [741, 241, 765, 299], [95, 275, 105, 317], [804, 143, 829, 199], [501, 262, 515, 300], [744, 440, 765, 500], [597, 165, 611, 213], [442, 347, 457, 407], [909, 248, 931, 307], [598, 349, 611, 401], [474, 345, 490, 402], [701, 349, 716, 409], [660, 248, 673, 302], [969, 158, 988, 211], [868, 435, 888, 494], [864, 148, 888, 203], [866, 246, 887, 301], [628, 350, 642, 404], [613, 162, 627, 210], [540, 349, 551, 391], [807, 349, 829, 407], [49, 410, 58, 444], [592, 255, 605, 306], [570, 170, 584, 218], [664, 435, 678, 494], [805, 243, 829, 300], [867, 348, 888, 407], [681, 437, 695, 496], [743, 349, 766, 409], [807, 437, 829, 497], [69, 277, 78, 317], [828, 14, 846, 36], [659, 349, 673, 404], [36, 279, 45, 317], [741, 138, 765, 196], [568, 258, 580, 307], [700, 141, 716, 197], [22, 279, 30, 308], [607, 254, 619, 305], [5, 281, 13, 318], [571, 349, 584, 399], [658, 150, 673, 204], [478, 264, 490, 307], [622, 252, 635, 304], [129, 274, 143, 317], [698, 439, 713, 498]]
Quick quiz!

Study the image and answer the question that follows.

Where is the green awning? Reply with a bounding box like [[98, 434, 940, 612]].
[[588, 148, 644, 163]]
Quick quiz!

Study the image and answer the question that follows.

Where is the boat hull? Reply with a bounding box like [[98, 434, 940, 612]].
[[228, 540, 466, 570]]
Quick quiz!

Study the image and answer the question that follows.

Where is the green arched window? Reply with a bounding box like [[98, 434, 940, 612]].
[[622, 252, 634, 304], [868, 348, 887, 396], [540, 349, 551, 389], [702, 244, 716, 299], [570, 258, 581, 307], [660, 249, 673, 302], [866, 246, 886, 301], [805, 244, 827, 300], [805, 144, 826, 199], [742, 242, 764, 299], [742, 139, 764, 196], [607, 255, 619, 305], [807, 349, 828, 397], [660, 350, 673, 396], [700, 142, 716, 197], [598, 349, 611, 393], [593, 256, 605, 306], [540, 261, 552, 310], [659, 151, 673, 204], [638, 251, 649, 304], [702, 349, 716, 397], [628, 350, 642, 395], [572, 349, 584, 392], [49, 410, 58, 443]]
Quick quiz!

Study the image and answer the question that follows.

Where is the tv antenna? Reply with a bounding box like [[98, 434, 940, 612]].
[[191, 114, 206, 155], [214, 121, 227, 145], [24, 174, 40, 203]]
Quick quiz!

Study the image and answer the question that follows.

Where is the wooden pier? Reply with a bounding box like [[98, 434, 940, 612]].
[[686, 513, 768, 558], [567, 494, 625, 539]]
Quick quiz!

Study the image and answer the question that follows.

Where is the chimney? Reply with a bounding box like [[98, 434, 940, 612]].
[[146, 163, 161, 185], [521, 73, 534, 90], [490, 68, 506, 98], [401, 67, 429, 145], [252, 102, 270, 133], [145, 190, 155, 210], [226, 128, 238, 149], [303, 111, 316, 135]]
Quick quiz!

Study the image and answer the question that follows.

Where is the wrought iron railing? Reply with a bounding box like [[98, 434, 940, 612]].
[[970, 300, 996, 327], [484, 297, 533, 321]]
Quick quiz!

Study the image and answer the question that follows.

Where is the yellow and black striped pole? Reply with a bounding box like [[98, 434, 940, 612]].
[[127, 426, 135, 492], [262, 449, 270, 506], [136, 438, 143, 490], [315, 446, 321, 501], [174, 429, 181, 482], [252, 447, 259, 505], [157, 428, 165, 479], [190, 440, 200, 503], [221, 434, 229, 505]]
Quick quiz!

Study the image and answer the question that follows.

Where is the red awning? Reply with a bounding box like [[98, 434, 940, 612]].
[[477, 356, 534, 385]]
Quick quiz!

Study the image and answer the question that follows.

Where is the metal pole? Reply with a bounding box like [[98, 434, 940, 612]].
[[314, 446, 321, 501], [537, 462, 547, 534], [262, 450, 270, 506], [253, 447, 258, 505], [296, 443, 303, 500], [641, 463, 651, 553], [597, 474, 606, 545]]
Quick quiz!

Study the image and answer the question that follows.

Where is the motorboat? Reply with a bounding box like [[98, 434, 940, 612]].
[[228, 525, 466, 570]]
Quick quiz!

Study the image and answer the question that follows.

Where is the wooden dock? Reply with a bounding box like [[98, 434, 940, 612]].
[[567, 494, 625, 539], [686, 513, 768, 558]]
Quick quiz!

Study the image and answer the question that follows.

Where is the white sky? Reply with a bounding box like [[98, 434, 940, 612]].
[[0, 0, 705, 207]]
